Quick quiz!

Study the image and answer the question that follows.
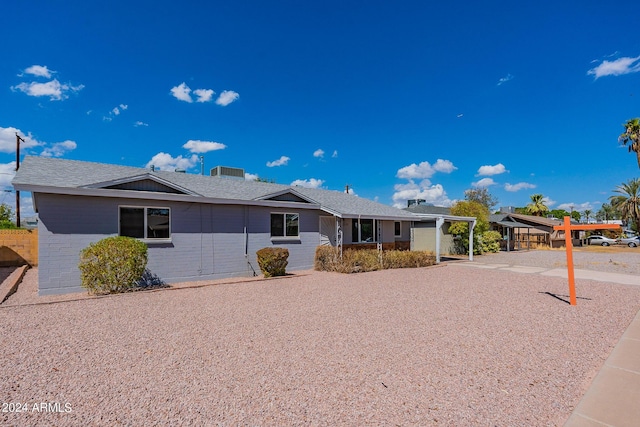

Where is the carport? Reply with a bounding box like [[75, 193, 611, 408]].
[[411, 214, 477, 263], [493, 218, 534, 251]]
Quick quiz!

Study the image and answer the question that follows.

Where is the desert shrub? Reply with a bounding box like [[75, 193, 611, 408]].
[[382, 250, 436, 269], [315, 247, 436, 273], [79, 236, 148, 295], [480, 230, 502, 253], [256, 247, 289, 277], [314, 246, 343, 272], [342, 249, 381, 273]]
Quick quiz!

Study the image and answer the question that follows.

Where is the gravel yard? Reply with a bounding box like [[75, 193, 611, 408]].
[[1, 250, 639, 426]]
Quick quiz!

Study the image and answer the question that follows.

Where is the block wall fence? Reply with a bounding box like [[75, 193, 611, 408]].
[[0, 229, 38, 267]]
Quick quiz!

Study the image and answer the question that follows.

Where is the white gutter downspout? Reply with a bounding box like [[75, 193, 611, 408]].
[[469, 218, 477, 261], [435, 216, 445, 264]]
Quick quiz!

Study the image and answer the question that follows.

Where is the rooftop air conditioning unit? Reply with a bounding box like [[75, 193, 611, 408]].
[[210, 166, 245, 180]]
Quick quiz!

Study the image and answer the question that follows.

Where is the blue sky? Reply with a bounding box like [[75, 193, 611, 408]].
[[2, 1, 640, 218]]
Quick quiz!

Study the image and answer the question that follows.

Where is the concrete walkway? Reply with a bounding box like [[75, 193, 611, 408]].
[[456, 261, 640, 427]]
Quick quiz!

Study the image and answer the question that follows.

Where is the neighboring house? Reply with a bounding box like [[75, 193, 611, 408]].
[[404, 204, 476, 262], [12, 156, 420, 295], [490, 212, 579, 249]]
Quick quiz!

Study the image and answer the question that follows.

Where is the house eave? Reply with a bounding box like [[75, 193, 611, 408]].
[[81, 173, 201, 196], [412, 213, 477, 222], [14, 184, 322, 210]]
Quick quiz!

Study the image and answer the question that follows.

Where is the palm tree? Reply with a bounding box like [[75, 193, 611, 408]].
[[525, 194, 549, 216], [609, 178, 640, 232], [597, 203, 616, 222], [619, 118, 640, 168], [582, 209, 592, 223]]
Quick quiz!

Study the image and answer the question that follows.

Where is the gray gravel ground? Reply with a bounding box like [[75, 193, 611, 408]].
[[475, 248, 640, 275], [1, 251, 639, 426]]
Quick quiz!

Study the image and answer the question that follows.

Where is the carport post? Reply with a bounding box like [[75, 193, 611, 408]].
[[468, 219, 476, 261], [435, 217, 444, 264]]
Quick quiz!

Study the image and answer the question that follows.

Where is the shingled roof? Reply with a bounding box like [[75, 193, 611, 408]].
[[13, 156, 416, 220]]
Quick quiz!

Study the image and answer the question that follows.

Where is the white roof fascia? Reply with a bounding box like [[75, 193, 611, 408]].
[[254, 188, 318, 204], [339, 213, 418, 221], [412, 213, 477, 222], [81, 173, 201, 196], [13, 185, 321, 210], [319, 206, 343, 218]]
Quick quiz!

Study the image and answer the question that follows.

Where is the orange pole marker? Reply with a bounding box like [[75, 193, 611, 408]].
[[553, 217, 620, 306]]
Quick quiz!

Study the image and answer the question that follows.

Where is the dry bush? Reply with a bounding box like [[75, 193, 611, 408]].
[[315, 246, 436, 273], [382, 250, 435, 269], [256, 247, 289, 277]]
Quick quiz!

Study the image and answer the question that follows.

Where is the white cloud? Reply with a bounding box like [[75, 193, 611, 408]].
[[134, 121, 149, 127], [472, 178, 496, 188], [40, 140, 77, 157], [291, 178, 324, 188], [396, 159, 457, 180], [477, 163, 507, 176], [332, 150, 338, 158], [557, 202, 593, 212], [0, 127, 41, 153], [23, 65, 54, 78], [313, 149, 324, 158], [588, 56, 640, 79], [497, 74, 514, 86], [244, 172, 259, 181], [112, 104, 128, 115], [105, 103, 129, 121], [182, 140, 227, 153], [504, 182, 536, 192], [391, 180, 453, 208], [11, 79, 84, 101], [194, 89, 215, 103], [145, 152, 198, 171], [543, 196, 556, 207], [433, 159, 457, 173], [170, 82, 193, 103], [0, 162, 16, 189], [266, 156, 290, 167], [216, 90, 240, 106], [171, 83, 220, 103]]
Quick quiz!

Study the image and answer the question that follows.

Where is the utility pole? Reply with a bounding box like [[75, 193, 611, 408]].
[[199, 156, 204, 175], [15, 133, 25, 228]]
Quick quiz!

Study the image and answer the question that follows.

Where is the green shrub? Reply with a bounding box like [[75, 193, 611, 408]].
[[79, 236, 148, 295], [480, 230, 502, 253], [256, 247, 289, 277], [314, 247, 436, 273]]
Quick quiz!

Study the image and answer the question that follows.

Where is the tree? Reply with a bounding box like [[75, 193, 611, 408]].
[[0, 203, 16, 229], [549, 209, 570, 220], [582, 209, 592, 223], [609, 178, 640, 232], [596, 203, 617, 222], [464, 188, 499, 212], [525, 194, 549, 216], [619, 118, 640, 168], [571, 210, 581, 222], [449, 200, 489, 255]]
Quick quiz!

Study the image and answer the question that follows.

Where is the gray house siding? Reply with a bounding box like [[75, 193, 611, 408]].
[[36, 194, 321, 295], [411, 221, 455, 253]]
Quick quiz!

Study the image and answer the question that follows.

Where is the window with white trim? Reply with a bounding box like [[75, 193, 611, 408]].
[[271, 213, 299, 238], [394, 221, 401, 237], [120, 207, 170, 239], [352, 218, 376, 243]]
